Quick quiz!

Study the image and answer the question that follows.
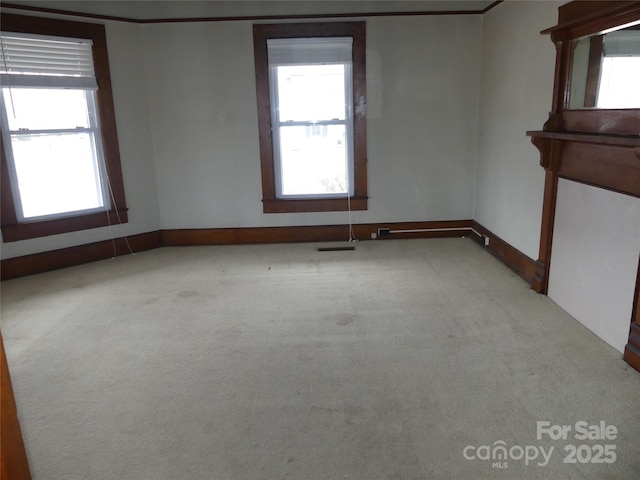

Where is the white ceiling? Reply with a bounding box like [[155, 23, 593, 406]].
[[4, 1, 497, 21]]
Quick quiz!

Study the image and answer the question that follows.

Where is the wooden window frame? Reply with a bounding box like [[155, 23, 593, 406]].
[[253, 22, 367, 214], [1, 13, 127, 242]]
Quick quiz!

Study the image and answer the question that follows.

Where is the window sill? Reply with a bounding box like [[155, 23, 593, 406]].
[[1, 209, 129, 242], [263, 196, 367, 213]]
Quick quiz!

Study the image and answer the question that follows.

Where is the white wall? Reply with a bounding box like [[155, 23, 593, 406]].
[[365, 16, 480, 223], [0, 20, 161, 259], [474, 0, 561, 259], [143, 15, 482, 230], [549, 180, 640, 353]]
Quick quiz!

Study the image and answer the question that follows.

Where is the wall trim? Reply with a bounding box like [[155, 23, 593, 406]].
[[1, 1, 504, 24], [472, 221, 537, 285], [162, 220, 476, 246], [0, 231, 162, 281], [2, 221, 477, 280], [1, 219, 537, 284]]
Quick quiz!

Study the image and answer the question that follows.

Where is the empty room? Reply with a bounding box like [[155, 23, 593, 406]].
[[1, 1, 639, 479]]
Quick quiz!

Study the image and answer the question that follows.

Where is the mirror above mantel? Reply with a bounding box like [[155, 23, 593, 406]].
[[569, 22, 640, 110], [533, 1, 640, 136]]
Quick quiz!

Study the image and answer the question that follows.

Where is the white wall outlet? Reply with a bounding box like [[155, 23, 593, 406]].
[[371, 232, 377, 240]]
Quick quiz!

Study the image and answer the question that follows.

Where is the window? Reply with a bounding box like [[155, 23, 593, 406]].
[[1, 14, 127, 242], [253, 22, 367, 213]]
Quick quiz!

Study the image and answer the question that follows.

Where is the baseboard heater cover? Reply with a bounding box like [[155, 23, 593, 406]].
[[385, 226, 483, 238]]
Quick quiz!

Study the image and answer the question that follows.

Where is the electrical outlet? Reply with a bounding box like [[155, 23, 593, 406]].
[[484, 236, 490, 246], [371, 232, 377, 240]]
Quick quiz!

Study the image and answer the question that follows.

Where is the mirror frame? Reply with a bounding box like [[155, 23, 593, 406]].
[[541, 0, 640, 136]]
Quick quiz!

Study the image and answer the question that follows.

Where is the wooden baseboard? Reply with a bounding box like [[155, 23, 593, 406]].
[[472, 221, 537, 285], [162, 220, 475, 246], [162, 224, 354, 246], [0, 231, 162, 281], [1, 222, 476, 279], [2, 221, 538, 282]]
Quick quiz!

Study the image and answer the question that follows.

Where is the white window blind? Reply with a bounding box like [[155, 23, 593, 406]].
[[0, 32, 97, 89], [267, 37, 353, 66], [603, 30, 640, 57]]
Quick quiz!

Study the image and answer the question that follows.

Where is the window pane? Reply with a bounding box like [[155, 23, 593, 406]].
[[2, 88, 91, 130], [279, 124, 348, 196], [11, 132, 105, 218], [597, 57, 640, 108], [277, 65, 346, 122]]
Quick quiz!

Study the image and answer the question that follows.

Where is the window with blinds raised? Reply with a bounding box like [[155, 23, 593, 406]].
[[268, 38, 354, 199], [253, 22, 367, 214], [0, 14, 127, 242]]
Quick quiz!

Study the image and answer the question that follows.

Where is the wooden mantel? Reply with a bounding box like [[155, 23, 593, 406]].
[[526, 130, 640, 295], [527, 1, 640, 373], [528, 131, 640, 199]]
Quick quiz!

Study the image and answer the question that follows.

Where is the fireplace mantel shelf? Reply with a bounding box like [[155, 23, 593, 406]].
[[527, 130, 640, 149], [527, 129, 640, 200]]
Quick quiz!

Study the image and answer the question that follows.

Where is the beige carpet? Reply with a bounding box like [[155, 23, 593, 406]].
[[2, 238, 639, 479]]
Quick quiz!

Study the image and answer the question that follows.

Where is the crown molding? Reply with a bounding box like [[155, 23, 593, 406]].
[[1, 1, 503, 24]]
